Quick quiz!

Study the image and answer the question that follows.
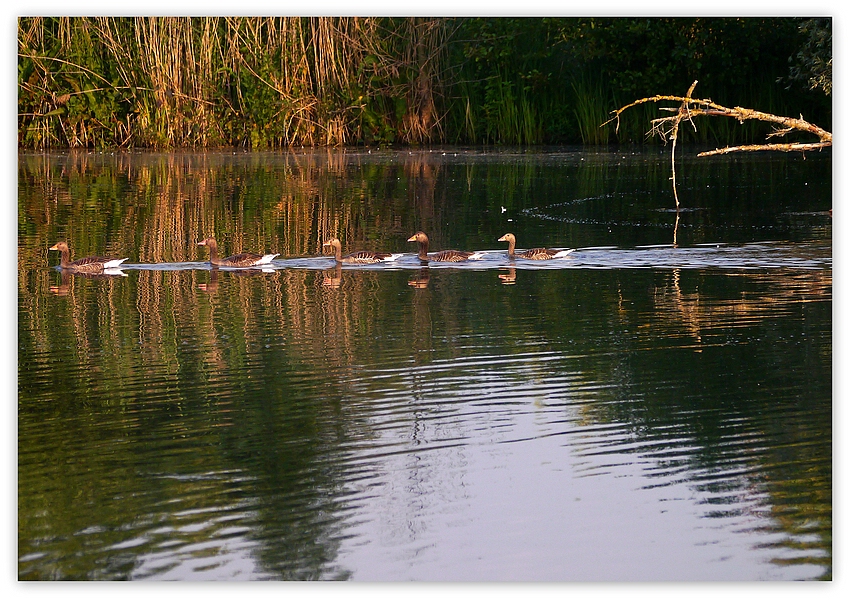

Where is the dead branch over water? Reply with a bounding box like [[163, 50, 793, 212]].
[[604, 80, 832, 155], [603, 80, 832, 210]]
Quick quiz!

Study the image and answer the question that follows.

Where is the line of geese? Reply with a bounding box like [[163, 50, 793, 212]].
[[48, 232, 574, 274]]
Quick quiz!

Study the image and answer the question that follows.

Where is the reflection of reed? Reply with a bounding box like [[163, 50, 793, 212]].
[[651, 269, 832, 345], [408, 156, 439, 232], [21, 267, 135, 393], [317, 270, 397, 369], [135, 269, 187, 375], [410, 272, 434, 363], [29, 259, 830, 405], [20, 150, 469, 283], [21, 150, 833, 381]]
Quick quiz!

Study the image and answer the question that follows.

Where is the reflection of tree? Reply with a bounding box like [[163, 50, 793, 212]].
[[18, 151, 832, 579], [21, 265, 364, 578], [18, 150, 467, 273], [19, 258, 832, 579], [649, 268, 832, 348], [594, 267, 832, 578], [409, 270, 433, 363]]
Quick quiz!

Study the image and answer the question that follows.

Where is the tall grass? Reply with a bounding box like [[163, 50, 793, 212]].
[[18, 17, 829, 149], [18, 17, 451, 148], [571, 75, 612, 145], [480, 75, 543, 145]]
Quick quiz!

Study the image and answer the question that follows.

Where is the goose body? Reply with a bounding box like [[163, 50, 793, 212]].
[[407, 232, 483, 262], [498, 233, 573, 260], [49, 241, 128, 273], [323, 238, 402, 264], [198, 237, 278, 268]]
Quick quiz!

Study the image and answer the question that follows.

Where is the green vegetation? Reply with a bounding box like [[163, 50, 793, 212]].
[[18, 17, 831, 149]]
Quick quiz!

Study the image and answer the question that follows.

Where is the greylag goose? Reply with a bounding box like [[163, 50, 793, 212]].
[[323, 237, 402, 264], [198, 237, 278, 268], [498, 233, 574, 260], [48, 241, 128, 273], [407, 231, 483, 262]]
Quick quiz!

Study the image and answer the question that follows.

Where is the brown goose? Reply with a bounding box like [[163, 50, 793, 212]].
[[498, 233, 574, 260], [198, 237, 278, 268], [48, 241, 128, 273], [323, 238, 402, 264], [407, 231, 483, 263]]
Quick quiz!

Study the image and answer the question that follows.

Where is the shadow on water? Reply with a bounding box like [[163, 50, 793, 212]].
[[18, 148, 831, 580]]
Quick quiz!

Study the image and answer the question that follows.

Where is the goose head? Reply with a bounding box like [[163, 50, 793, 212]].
[[323, 238, 342, 252]]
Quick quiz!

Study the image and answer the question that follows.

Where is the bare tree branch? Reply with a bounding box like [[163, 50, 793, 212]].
[[698, 141, 831, 157], [603, 81, 832, 210]]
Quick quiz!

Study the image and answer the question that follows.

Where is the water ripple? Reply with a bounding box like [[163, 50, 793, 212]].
[[111, 240, 829, 274]]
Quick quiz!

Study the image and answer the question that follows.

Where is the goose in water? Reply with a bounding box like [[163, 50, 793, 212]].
[[498, 233, 574, 260], [323, 237, 402, 264], [48, 241, 128, 273], [407, 231, 484, 263], [198, 237, 278, 268]]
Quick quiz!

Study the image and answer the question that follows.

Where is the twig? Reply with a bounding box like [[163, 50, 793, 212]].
[[698, 141, 831, 156], [603, 81, 832, 208], [603, 81, 832, 153], [668, 80, 699, 210]]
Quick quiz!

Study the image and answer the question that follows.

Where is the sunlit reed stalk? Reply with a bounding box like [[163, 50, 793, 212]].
[[18, 17, 453, 149], [18, 17, 822, 148]]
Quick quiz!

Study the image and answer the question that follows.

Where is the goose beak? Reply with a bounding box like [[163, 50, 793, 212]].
[[49, 244, 58, 250], [407, 234, 417, 242]]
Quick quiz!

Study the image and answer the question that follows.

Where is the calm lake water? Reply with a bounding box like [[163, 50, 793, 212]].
[[18, 147, 831, 581]]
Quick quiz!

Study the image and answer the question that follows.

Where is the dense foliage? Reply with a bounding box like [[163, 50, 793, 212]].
[[786, 18, 832, 96], [18, 17, 832, 149]]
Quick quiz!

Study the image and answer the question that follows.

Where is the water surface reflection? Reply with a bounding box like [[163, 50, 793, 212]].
[[18, 148, 830, 580]]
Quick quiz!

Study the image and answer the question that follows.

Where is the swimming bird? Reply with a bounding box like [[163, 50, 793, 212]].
[[498, 233, 574, 260], [48, 241, 128, 273], [197, 237, 278, 268], [323, 237, 402, 264], [407, 231, 483, 262]]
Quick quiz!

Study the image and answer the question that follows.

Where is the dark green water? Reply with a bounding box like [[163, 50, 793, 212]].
[[18, 147, 831, 580]]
